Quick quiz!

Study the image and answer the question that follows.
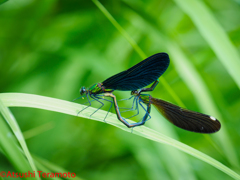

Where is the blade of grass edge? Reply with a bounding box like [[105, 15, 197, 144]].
[[174, 0, 240, 90], [0, 93, 239, 179], [0, 100, 40, 180], [0, 115, 38, 180]]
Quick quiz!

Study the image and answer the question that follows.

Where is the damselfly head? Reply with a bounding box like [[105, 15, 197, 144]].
[[131, 90, 138, 95], [80, 86, 87, 95]]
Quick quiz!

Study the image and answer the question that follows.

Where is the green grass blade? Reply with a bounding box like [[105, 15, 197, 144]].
[[0, 115, 38, 180], [0, 93, 239, 179], [92, 0, 145, 59], [0, 100, 40, 179], [166, 40, 239, 168], [93, 0, 239, 173], [121, 8, 239, 169], [90, 2, 193, 177], [92, 0, 185, 108], [23, 122, 55, 140], [33, 160, 62, 180], [174, 0, 240, 89], [33, 155, 84, 180]]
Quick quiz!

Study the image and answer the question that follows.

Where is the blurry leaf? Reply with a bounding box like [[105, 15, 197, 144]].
[[23, 122, 55, 139], [174, 0, 240, 90], [92, 0, 146, 59], [0, 0, 7, 5]]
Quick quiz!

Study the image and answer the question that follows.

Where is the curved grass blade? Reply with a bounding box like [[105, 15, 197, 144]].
[[0, 116, 39, 180], [0, 100, 40, 180], [0, 93, 239, 179], [120, 8, 239, 168]]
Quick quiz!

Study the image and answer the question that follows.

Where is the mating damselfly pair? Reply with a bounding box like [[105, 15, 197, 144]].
[[75, 53, 221, 133]]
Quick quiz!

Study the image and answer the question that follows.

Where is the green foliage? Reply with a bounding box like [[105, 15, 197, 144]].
[[0, 0, 7, 5], [0, 0, 240, 180]]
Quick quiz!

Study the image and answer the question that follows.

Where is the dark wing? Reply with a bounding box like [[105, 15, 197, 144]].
[[102, 53, 170, 91], [151, 97, 221, 133]]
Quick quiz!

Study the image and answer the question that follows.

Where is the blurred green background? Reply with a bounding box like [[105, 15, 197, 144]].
[[0, 0, 240, 179]]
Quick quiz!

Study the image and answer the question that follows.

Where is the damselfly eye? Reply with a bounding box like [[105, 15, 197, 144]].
[[80, 87, 86, 95], [131, 90, 138, 95]]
